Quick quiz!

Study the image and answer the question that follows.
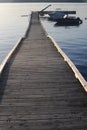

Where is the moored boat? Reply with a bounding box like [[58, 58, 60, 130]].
[[55, 17, 82, 26]]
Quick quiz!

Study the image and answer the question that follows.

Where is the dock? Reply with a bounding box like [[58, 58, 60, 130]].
[[0, 12, 87, 130], [39, 11, 76, 16]]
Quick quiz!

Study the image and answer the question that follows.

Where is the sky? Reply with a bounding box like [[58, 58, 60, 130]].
[[0, 0, 87, 2]]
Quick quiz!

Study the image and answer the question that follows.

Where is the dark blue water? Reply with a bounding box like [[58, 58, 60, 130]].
[[41, 3, 87, 80]]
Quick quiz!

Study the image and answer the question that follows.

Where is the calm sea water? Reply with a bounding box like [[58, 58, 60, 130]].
[[0, 3, 87, 80]]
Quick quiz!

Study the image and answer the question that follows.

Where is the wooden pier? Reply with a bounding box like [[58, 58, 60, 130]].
[[0, 12, 87, 130]]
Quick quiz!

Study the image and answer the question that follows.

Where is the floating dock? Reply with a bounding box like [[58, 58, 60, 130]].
[[0, 12, 87, 130], [39, 10, 76, 16]]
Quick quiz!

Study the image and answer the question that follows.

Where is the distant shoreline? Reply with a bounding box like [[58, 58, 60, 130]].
[[0, 1, 87, 3]]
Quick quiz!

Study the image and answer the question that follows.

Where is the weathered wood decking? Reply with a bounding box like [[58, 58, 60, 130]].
[[0, 12, 87, 130]]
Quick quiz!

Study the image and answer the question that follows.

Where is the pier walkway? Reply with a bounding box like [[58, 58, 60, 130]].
[[0, 12, 87, 130]]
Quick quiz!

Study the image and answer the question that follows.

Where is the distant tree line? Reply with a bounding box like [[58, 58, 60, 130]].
[[13, 0, 87, 2], [0, 0, 87, 2]]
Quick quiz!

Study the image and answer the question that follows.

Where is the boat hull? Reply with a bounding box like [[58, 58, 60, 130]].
[[55, 17, 82, 26]]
